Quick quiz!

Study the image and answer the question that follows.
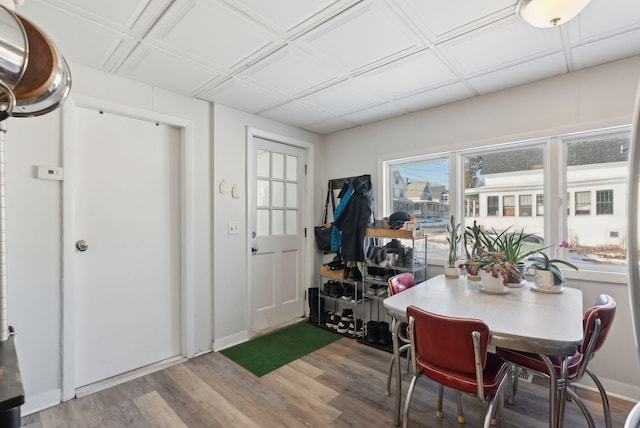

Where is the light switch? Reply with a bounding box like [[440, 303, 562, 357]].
[[227, 221, 240, 235]]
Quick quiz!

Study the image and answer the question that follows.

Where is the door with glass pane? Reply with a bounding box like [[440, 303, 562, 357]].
[[249, 137, 305, 333]]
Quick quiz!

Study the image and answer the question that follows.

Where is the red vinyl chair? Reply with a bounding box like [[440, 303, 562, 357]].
[[497, 294, 616, 428], [403, 305, 508, 428], [385, 273, 415, 397]]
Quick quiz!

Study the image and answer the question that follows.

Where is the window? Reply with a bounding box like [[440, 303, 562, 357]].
[[565, 132, 628, 266], [575, 191, 591, 215], [536, 194, 544, 216], [503, 195, 515, 216], [487, 196, 499, 216], [519, 195, 532, 217], [386, 126, 629, 273], [390, 158, 449, 256], [596, 190, 613, 215]]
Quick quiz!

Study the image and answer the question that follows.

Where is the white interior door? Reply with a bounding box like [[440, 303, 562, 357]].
[[250, 137, 306, 333], [74, 108, 182, 388]]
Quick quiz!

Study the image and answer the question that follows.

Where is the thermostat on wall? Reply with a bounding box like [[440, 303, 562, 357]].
[[37, 166, 64, 181]]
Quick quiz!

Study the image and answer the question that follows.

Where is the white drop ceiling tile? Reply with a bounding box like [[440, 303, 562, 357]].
[[571, 28, 640, 70], [395, 0, 515, 38], [440, 19, 564, 75], [468, 52, 568, 94], [354, 50, 457, 98], [243, 47, 340, 96], [302, 81, 385, 115], [120, 45, 219, 95], [569, 0, 640, 41], [395, 82, 474, 112], [304, 117, 359, 134], [147, 0, 279, 70], [225, 0, 345, 34], [197, 78, 285, 113], [259, 101, 333, 127], [341, 102, 409, 125], [31, 0, 163, 30], [17, 2, 129, 69], [299, 2, 419, 72]]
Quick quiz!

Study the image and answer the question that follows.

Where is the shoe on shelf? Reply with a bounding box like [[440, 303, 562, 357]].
[[365, 266, 376, 280], [326, 312, 341, 329], [330, 282, 344, 298], [367, 284, 380, 295], [350, 265, 363, 281], [341, 284, 354, 301], [376, 286, 388, 297], [343, 266, 351, 279], [378, 321, 390, 345], [351, 289, 363, 303], [337, 321, 350, 334], [396, 246, 406, 267], [365, 321, 379, 343], [348, 319, 364, 337], [340, 308, 354, 322]]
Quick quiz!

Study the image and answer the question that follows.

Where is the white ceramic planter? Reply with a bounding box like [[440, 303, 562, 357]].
[[534, 269, 560, 290], [480, 270, 505, 291], [444, 266, 460, 279]]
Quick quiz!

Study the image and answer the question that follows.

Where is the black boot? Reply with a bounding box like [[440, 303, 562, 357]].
[[308, 287, 324, 324]]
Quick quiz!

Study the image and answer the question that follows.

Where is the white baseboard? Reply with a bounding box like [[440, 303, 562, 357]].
[[75, 355, 186, 398], [575, 376, 640, 403], [213, 330, 249, 352], [21, 389, 61, 416]]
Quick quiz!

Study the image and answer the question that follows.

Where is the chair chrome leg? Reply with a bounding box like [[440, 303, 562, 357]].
[[402, 375, 418, 428], [455, 390, 465, 424], [385, 352, 396, 397], [566, 387, 596, 428], [435, 384, 444, 418], [586, 367, 612, 428]]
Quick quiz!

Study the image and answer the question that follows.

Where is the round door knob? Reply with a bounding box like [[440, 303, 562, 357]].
[[76, 240, 88, 252]]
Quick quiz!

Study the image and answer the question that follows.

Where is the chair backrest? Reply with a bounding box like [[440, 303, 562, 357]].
[[407, 305, 489, 374], [580, 294, 616, 356], [388, 272, 415, 296]]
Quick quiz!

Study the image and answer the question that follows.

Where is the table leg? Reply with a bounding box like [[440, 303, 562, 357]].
[[392, 317, 402, 426]]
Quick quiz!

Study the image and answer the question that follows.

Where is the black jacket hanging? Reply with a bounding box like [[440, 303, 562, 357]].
[[334, 174, 373, 261]]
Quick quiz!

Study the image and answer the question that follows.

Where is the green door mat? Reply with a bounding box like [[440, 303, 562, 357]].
[[220, 322, 342, 377]]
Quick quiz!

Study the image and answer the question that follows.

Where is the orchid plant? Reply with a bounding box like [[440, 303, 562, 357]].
[[527, 241, 578, 285]]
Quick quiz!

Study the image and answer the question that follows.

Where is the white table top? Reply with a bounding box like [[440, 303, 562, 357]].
[[383, 274, 584, 356]]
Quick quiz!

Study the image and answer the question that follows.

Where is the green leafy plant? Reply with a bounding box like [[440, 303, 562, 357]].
[[481, 227, 542, 265], [446, 215, 462, 267], [473, 248, 519, 284], [527, 251, 578, 285], [463, 221, 484, 275]]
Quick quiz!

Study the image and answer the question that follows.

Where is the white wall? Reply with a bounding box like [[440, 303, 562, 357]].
[[211, 104, 323, 349], [8, 62, 213, 414], [324, 55, 640, 401]]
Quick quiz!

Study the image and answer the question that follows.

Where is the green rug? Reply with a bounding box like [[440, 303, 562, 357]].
[[220, 322, 341, 377]]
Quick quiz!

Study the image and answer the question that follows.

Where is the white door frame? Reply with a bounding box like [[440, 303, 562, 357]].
[[246, 127, 314, 336], [61, 94, 196, 400]]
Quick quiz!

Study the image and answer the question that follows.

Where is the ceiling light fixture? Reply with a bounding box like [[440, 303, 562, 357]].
[[516, 0, 591, 28]]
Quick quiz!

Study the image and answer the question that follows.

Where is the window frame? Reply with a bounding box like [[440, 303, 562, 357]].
[[382, 125, 631, 284]]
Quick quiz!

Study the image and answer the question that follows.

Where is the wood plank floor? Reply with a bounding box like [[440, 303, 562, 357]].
[[21, 336, 636, 427]]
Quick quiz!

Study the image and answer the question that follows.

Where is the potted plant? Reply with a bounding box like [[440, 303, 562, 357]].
[[464, 220, 484, 281], [482, 227, 540, 285], [527, 251, 578, 289], [445, 215, 462, 279], [474, 248, 520, 290]]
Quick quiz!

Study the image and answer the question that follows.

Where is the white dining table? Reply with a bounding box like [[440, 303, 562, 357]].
[[383, 274, 584, 428]]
